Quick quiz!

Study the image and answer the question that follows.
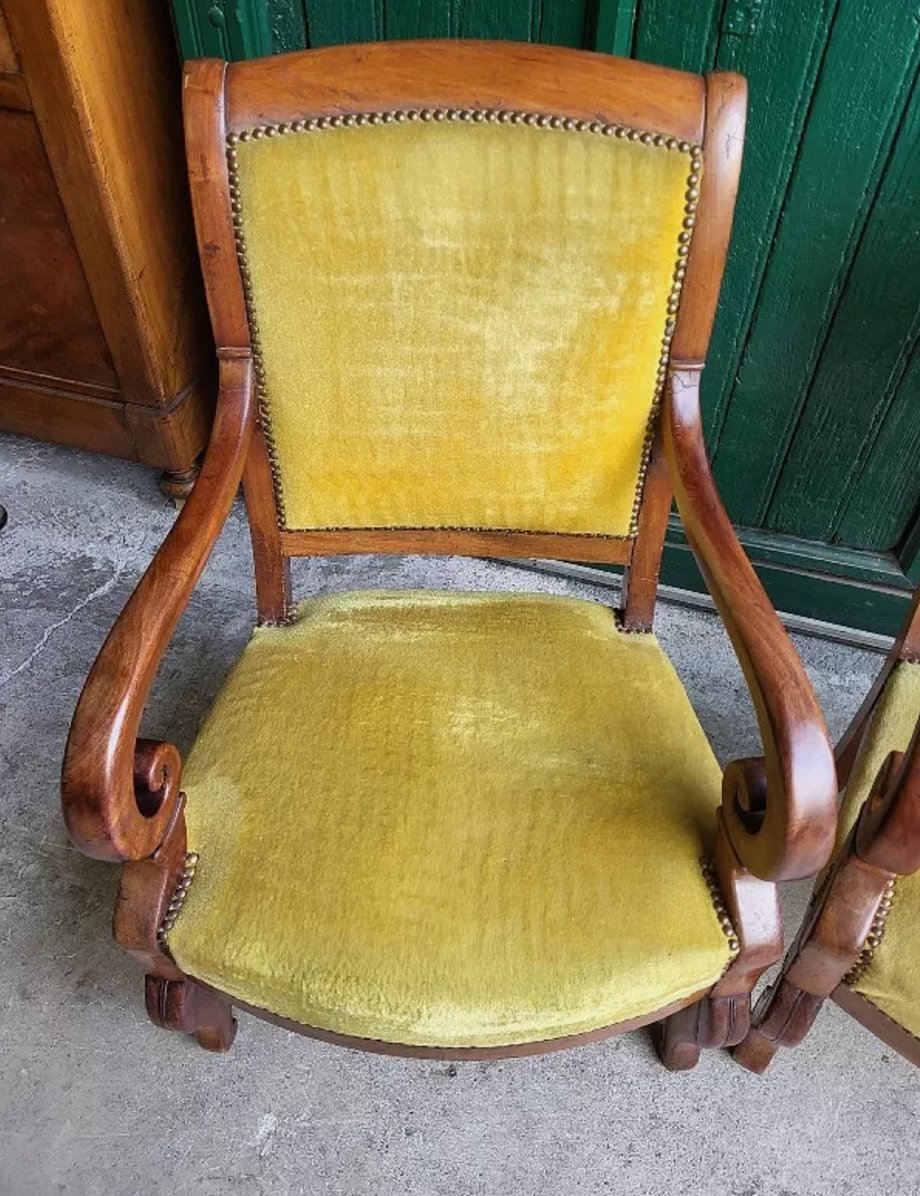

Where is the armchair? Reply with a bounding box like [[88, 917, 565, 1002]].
[[62, 42, 836, 1065], [735, 589, 920, 1071]]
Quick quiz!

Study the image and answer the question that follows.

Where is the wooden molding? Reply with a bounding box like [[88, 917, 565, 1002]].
[[61, 356, 253, 861]]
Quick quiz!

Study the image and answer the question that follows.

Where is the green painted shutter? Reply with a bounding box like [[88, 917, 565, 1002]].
[[169, 0, 920, 634]]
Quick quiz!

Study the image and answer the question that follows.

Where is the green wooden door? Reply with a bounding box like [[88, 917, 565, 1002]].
[[171, 0, 920, 635]]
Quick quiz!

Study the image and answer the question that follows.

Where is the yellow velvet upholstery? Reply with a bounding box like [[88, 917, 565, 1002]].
[[835, 661, 920, 1038], [166, 590, 733, 1048], [232, 119, 693, 535]]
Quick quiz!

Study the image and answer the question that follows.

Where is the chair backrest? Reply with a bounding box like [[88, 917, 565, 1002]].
[[183, 41, 746, 625]]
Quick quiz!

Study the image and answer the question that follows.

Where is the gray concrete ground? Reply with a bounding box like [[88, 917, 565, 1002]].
[[1, 434, 917, 1196]]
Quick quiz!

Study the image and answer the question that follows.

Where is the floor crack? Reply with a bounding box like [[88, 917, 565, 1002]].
[[0, 565, 126, 690]]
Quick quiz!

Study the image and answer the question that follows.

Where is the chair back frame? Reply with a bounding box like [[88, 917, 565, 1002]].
[[182, 41, 746, 629]]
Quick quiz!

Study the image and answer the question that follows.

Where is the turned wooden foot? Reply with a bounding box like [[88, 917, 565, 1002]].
[[654, 991, 752, 1071], [145, 976, 237, 1053], [731, 1025, 780, 1074], [159, 465, 199, 505], [654, 1002, 703, 1071], [733, 978, 826, 1074]]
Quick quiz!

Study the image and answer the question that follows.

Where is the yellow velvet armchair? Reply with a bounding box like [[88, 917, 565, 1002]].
[[736, 590, 920, 1071], [61, 42, 838, 1067]]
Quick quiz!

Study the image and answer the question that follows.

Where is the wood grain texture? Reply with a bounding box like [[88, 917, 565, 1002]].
[[0, 378, 134, 459], [670, 70, 746, 363], [664, 368, 837, 881], [0, 108, 115, 389], [224, 40, 705, 141], [61, 356, 253, 861], [0, 372, 211, 471], [712, 0, 920, 531], [655, 814, 782, 1070], [183, 59, 251, 353], [279, 528, 634, 565], [3, 0, 212, 406], [621, 431, 671, 630], [0, 6, 17, 69]]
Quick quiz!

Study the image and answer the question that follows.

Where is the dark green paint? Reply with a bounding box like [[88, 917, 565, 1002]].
[[712, 2, 920, 529], [766, 59, 920, 545], [594, 0, 638, 56], [657, 543, 912, 639], [169, 0, 920, 633], [836, 340, 920, 558]]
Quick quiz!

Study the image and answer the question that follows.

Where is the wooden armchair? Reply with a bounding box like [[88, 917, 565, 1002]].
[[735, 590, 920, 1071], [61, 42, 837, 1065]]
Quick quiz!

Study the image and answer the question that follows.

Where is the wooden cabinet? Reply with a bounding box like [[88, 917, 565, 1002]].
[[0, 0, 214, 497]]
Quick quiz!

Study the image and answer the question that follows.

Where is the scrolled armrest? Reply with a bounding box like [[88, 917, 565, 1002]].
[[664, 365, 837, 882], [855, 718, 920, 876], [61, 355, 254, 862]]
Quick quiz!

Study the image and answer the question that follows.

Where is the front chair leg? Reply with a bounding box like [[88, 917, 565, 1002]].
[[657, 812, 783, 1071], [145, 976, 237, 1053], [655, 992, 751, 1071], [654, 1000, 703, 1071]]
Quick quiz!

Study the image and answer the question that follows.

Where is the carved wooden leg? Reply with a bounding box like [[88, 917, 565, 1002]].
[[159, 465, 199, 504], [145, 976, 237, 1052], [655, 814, 783, 1071], [654, 1001, 703, 1071], [733, 751, 915, 1073], [732, 976, 826, 1073]]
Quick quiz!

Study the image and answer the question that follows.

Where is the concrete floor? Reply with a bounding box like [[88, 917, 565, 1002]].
[[1, 434, 918, 1196]]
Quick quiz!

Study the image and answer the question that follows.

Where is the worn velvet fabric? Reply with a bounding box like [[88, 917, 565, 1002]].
[[167, 590, 732, 1048], [234, 121, 691, 535], [836, 661, 920, 1038]]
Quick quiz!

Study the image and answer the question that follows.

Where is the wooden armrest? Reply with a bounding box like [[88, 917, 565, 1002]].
[[855, 719, 920, 876], [61, 356, 254, 862], [663, 365, 837, 882]]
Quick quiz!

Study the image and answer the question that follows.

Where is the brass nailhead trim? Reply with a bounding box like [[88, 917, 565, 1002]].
[[157, 852, 200, 947], [843, 877, 896, 986], [700, 856, 741, 957], [226, 110, 702, 538]]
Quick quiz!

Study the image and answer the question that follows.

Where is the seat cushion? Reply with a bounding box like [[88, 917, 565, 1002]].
[[837, 661, 920, 1037], [166, 590, 734, 1049]]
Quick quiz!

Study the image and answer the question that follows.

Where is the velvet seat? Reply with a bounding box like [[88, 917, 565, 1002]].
[[833, 661, 920, 1038], [166, 589, 736, 1049]]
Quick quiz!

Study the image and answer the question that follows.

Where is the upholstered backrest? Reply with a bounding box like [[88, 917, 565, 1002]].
[[228, 111, 699, 538]]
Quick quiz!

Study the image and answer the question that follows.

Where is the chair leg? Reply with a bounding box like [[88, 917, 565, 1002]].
[[732, 976, 827, 1074], [654, 814, 784, 1072], [654, 991, 751, 1071], [145, 975, 237, 1053], [654, 1000, 703, 1071]]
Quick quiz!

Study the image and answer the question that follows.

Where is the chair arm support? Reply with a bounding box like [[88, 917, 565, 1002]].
[[663, 365, 837, 881], [855, 719, 920, 876], [61, 356, 254, 862]]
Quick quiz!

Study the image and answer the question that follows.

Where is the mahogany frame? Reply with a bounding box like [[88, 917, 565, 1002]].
[[734, 589, 920, 1072], [61, 42, 837, 1064]]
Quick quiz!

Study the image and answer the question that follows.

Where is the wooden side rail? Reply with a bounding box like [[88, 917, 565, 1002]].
[[664, 366, 838, 882], [61, 355, 253, 861]]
